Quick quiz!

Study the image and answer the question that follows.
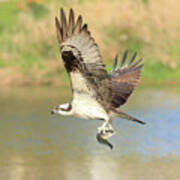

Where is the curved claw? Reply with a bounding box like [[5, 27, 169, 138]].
[[98, 126, 108, 134], [98, 122, 115, 137]]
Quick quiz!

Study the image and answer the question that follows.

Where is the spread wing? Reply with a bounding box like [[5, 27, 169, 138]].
[[55, 8, 111, 108], [109, 50, 143, 108]]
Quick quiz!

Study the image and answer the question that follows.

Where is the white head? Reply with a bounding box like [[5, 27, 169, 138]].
[[51, 103, 73, 116]]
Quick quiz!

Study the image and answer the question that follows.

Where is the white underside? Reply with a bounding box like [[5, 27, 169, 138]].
[[69, 71, 110, 121], [72, 93, 109, 121]]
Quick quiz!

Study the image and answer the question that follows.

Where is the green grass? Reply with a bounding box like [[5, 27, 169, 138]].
[[27, 3, 49, 19], [0, 0, 180, 86], [0, 2, 18, 31], [168, 41, 180, 63], [106, 57, 180, 82], [0, 1, 19, 67], [103, 25, 180, 83], [142, 60, 180, 82], [104, 25, 144, 54]]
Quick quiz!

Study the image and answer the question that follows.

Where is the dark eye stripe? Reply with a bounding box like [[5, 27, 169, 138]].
[[61, 104, 72, 111]]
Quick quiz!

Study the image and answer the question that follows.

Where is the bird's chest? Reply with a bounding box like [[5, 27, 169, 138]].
[[72, 93, 108, 120]]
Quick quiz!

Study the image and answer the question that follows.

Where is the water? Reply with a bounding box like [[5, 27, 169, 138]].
[[0, 86, 180, 180]]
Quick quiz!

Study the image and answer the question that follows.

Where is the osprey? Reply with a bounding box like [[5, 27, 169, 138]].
[[51, 8, 145, 149]]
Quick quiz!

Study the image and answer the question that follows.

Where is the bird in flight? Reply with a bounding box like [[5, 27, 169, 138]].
[[51, 8, 145, 149]]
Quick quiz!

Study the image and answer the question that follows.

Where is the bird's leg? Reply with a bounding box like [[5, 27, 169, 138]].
[[97, 121, 115, 149], [98, 121, 108, 134], [102, 122, 115, 138], [107, 123, 115, 133]]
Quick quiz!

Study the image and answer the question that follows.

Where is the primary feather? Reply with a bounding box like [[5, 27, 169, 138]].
[[55, 8, 111, 109], [109, 51, 143, 108]]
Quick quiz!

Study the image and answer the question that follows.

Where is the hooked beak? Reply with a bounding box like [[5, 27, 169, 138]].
[[51, 109, 57, 115]]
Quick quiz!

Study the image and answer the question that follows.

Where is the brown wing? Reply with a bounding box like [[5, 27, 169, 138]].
[[55, 8, 111, 108], [109, 50, 143, 108]]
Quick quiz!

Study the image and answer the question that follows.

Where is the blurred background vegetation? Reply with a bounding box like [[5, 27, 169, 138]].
[[0, 0, 180, 86]]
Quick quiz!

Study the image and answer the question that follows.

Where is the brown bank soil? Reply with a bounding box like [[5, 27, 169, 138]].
[[0, 68, 64, 87], [0, 68, 180, 87]]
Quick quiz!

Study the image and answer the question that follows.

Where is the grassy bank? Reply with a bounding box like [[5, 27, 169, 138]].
[[0, 0, 180, 86]]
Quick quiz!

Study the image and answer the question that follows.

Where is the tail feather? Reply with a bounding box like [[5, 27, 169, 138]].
[[110, 108, 145, 125]]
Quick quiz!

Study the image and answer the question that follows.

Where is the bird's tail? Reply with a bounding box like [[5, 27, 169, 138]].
[[110, 108, 145, 125]]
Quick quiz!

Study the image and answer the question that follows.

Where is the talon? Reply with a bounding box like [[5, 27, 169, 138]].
[[99, 129, 116, 139], [108, 123, 114, 131], [105, 129, 115, 134], [98, 123, 108, 134], [98, 122, 115, 136], [98, 128, 107, 134]]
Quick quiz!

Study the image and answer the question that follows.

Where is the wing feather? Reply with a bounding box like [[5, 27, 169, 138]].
[[110, 51, 143, 108], [119, 49, 128, 68], [55, 17, 63, 43], [55, 8, 111, 108], [127, 52, 137, 65], [74, 15, 82, 34], [60, 8, 67, 41], [68, 8, 74, 36]]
